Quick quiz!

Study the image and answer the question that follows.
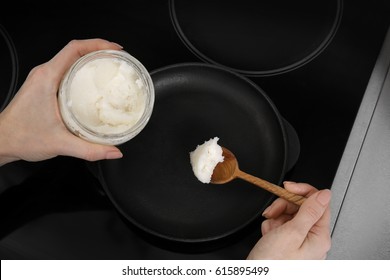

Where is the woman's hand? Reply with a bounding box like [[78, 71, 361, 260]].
[[247, 182, 332, 260], [0, 39, 124, 166]]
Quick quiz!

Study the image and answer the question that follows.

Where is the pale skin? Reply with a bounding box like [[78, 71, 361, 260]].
[[0, 39, 331, 259], [0, 39, 124, 166], [247, 182, 332, 259]]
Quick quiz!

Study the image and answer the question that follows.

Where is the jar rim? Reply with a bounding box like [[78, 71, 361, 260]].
[[58, 49, 155, 145]]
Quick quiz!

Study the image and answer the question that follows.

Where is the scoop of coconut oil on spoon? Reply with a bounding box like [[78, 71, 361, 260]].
[[211, 147, 306, 206]]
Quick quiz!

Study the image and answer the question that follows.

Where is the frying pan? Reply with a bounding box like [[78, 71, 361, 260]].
[[169, 0, 343, 76], [95, 63, 300, 245]]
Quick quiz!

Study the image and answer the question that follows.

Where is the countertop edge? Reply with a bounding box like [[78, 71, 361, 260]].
[[330, 26, 390, 233]]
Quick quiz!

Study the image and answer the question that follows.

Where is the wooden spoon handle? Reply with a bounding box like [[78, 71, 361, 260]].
[[236, 170, 306, 206]]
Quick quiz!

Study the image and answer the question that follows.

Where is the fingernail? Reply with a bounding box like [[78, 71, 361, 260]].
[[111, 42, 123, 49], [262, 205, 271, 217], [283, 181, 296, 185], [106, 151, 123, 159], [316, 189, 331, 206]]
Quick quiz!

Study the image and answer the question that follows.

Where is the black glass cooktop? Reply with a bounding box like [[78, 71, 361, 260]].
[[0, 24, 18, 112], [0, 0, 389, 259]]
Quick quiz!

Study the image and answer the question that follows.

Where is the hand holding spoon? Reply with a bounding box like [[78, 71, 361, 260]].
[[211, 147, 306, 206]]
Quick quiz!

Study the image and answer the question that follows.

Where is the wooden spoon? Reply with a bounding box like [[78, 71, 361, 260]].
[[211, 147, 306, 206]]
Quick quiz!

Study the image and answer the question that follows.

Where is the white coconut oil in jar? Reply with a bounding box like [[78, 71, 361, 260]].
[[58, 50, 154, 145]]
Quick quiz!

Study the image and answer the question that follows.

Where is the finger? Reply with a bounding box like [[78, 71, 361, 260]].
[[262, 197, 295, 218], [307, 204, 331, 248], [283, 181, 319, 196], [262, 182, 317, 218], [309, 187, 331, 232], [48, 39, 123, 80], [56, 133, 123, 161], [287, 189, 332, 239], [301, 211, 332, 259], [261, 214, 294, 235]]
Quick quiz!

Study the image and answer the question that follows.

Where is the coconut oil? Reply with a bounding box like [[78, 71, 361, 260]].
[[58, 50, 154, 145]]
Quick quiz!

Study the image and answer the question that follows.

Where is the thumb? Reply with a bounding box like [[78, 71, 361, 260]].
[[58, 134, 123, 161], [288, 189, 331, 238]]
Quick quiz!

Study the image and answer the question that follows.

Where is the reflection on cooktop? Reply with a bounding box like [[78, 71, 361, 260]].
[[0, 24, 18, 111], [0, 0, 389, 259]]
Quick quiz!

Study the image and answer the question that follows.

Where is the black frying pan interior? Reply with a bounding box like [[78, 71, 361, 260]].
[[97, 63, 289, 243]]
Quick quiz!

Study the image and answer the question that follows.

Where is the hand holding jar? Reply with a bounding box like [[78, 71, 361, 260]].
[[0, 39, 129, 166]]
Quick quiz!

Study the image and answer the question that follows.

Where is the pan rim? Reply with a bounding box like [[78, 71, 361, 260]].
[[97, 62, 292, 244], [0, 24, 19, 112]]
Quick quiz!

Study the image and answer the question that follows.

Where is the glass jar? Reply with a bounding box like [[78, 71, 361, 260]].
[[58, 49, 154, 145]]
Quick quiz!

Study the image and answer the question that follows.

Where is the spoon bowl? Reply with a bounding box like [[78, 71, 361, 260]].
[[211, 147, 306, 206]]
